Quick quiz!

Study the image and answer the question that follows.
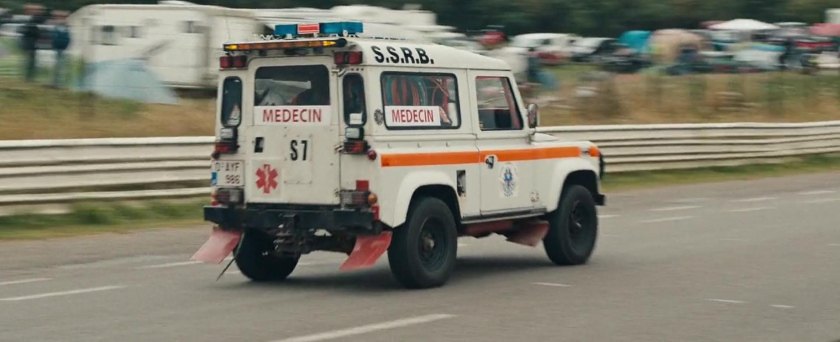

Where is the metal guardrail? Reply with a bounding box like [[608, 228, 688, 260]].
[[1, 121, 839, 209]]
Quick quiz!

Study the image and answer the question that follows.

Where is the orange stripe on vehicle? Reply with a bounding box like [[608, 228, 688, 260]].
[[380, 147, 582, 167], [482, 146, 582, 162], [380, 151, 481, 167]]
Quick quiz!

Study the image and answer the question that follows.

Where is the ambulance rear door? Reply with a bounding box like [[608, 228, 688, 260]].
[[245, 57, 340, 205]]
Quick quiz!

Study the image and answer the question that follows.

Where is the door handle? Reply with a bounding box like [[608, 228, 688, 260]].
[[484, 155, 496, 169], [254, 137, 264, 153]]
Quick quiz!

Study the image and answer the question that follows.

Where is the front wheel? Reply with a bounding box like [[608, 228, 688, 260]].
[[235, 231, 299, 282], [544, 185, 598, 265], [388, 197, 458, 289]]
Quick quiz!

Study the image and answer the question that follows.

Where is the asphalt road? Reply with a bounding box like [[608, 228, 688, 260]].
[[1, 172, 839, 342]]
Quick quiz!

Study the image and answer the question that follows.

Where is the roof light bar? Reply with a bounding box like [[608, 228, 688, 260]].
[[273, 21, 364, 39], [223, 38, 347, 52]]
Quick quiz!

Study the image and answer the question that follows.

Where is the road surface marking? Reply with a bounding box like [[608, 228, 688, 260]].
[[0, 278, 51, 286], [137, 260, 202, 269], [533, 282, 572, 287], [59, 255, 172, 270], [640, 216, 693, 223], [271, 313, 455, 342], [798, 190, 836, 196], [457, 242, 470, 247], [599, 214, 618, 219], [674, 198, 708, 203], [650, 205, 701, 212], [770, 304, 795, 309], [601, 233, 621, 238], [0, 285, 126, 302], [727, 207, 771, 213], [828, 243, 840, 247], [706, 298, 745, 304], [803, 197, 840, 204], [732, 196, 777, 203]]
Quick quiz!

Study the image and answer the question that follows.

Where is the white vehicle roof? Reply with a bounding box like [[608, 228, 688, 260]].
[[349, 38, 510, 70], [231, 36, 510, 70]]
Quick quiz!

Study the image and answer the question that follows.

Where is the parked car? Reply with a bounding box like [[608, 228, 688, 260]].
[[506, 33, 580, 65], [570, 37, 619, 62], [599, 43, 651, 73]]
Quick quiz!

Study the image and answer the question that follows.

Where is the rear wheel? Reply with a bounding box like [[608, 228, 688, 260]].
[[235, 230, 299, 282], [544, 185, 598, 265], [388, 197, 457, 289]]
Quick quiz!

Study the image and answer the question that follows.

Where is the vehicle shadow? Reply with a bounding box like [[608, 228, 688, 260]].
[[223, 254, 558, 293]]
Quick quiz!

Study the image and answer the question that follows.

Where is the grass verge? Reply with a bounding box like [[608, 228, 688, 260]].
[[2, 59, 839, 140], [603, 154, 840, 191], [0, 199, 206, 240]]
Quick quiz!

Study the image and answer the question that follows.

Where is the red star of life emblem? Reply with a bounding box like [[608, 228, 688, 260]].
[[255, 164, 278, 194]]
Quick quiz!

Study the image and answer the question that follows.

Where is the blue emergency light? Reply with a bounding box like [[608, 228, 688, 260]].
[[274, 24, 297, 37], [274, 21, 363, 38], [320, 21, 364, 36]]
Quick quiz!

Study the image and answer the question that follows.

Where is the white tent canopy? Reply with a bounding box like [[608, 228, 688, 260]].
[[709, 19, 779, 31]]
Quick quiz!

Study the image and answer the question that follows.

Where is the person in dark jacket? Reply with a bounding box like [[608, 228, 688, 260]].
[[19, 4, 44, 82], [50, 10, 70, 87]]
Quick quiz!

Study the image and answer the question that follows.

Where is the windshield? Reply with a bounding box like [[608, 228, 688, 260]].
[[254, 65, 330, 106]]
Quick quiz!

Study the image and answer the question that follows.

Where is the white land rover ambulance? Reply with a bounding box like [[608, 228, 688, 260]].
[[193, 22, 606, 289]]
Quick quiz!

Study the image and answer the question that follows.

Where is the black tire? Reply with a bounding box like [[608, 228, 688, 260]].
[[388, 197, 457, 289], [235, 230, 298, 282], [544, 185, 598, 265]]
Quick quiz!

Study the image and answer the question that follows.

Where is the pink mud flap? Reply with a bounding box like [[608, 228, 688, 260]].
[[339, 231, 393, 271], [191, 227, 242, 264], [506, 220, 550, 247]]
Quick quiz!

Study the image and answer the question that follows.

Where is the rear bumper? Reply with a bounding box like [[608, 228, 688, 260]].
[[204, 205, 379, 235]]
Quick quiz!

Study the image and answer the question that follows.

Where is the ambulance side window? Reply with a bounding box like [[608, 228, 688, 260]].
[[342, 74, 366, 126], [475, 76, 523, 131], [380, 72, 460, 129], [220, 77, 242, 127]]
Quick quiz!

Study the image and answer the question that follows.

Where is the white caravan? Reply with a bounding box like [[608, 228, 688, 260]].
[[68, 3, 265, 88]]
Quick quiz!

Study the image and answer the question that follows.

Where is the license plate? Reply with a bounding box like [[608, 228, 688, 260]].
[[211, 160, 244, 186]]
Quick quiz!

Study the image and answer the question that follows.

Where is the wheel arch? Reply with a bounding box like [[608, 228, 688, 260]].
[[383, 170, 460, 228], [408, 185, 461, 225], [545, 160, 602, 212]]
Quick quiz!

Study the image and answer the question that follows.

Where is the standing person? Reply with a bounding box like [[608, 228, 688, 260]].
[[19, 4, 43, 82], [50, 10, 71, 88], [526, 47, 541, 84], [778, 38, 794, 71]]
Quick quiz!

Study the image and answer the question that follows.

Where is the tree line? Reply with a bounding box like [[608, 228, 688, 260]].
[[1, 0, 835, 36]]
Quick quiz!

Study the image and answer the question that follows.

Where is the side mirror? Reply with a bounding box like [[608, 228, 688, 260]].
[[527, 103, 539, 128]]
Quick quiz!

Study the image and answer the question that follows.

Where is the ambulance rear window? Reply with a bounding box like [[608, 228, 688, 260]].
[[220, 77, 242, 127], [254, 65, 330, 106]]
